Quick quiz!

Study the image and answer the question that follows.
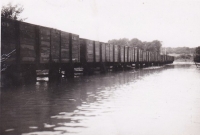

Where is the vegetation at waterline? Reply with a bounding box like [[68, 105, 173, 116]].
[[162, 47, 195, 61], [174, 54, 193, 61], [162, 47, 195, 54]]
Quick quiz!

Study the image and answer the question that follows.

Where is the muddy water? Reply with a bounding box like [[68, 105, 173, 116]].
[[1, 63, 200, 135]]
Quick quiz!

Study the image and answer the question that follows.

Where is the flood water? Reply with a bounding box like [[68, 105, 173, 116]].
[[1, 62, 200, 135]]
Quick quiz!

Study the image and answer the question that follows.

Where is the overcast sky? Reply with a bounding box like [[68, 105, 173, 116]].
[[2, 0, 200, 47]]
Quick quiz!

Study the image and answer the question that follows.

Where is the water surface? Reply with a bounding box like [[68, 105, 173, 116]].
[[1, 63, 200, 135]]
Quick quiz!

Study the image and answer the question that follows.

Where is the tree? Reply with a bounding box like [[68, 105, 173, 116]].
[[129, 38, 143, 48], [142, 41, 151, 51], [146, 40, 162, 53], [1, 3, 26, 21], [108, 38, 129, 46]]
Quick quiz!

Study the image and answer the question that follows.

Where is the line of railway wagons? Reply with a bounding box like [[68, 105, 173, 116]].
[[2, 17, 174, 69]]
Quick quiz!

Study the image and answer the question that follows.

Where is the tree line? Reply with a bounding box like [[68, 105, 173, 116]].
[[108, 38, 162, 53], [163, 47, 195, 54]]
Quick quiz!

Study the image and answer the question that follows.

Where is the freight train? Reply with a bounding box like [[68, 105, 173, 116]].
[[1, 17, 174, 84]]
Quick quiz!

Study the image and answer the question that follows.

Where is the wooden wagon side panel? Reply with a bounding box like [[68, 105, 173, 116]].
[[134, 48, 137, 62], [114, 45, 118, 62], [39, 26, 50, 63], [109, 44, 113, 62], [86, 39, 94, 62], [51, 29, 60, 63], [1, 18, 17, 65], [128, 47, 133, 62], [19, 22, 36, 63], [80, 38, 86, 63], [95, 41, 100, 62], [101, 42, 106, 62], [139, 49, 143, 62], [124, 46, 128, 62], [143, 51, 146, 62], [61, 31, 70, 63], [71, 34, 80, 62], [105, 43, 110, 62], [120, 46, 124, 62]]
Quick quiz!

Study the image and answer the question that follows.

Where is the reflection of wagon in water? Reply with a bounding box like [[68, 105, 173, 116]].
[[194, 46, 200, 68]]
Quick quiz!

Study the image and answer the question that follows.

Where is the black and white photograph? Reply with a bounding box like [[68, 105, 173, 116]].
[[1, 0, 200, 135]]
